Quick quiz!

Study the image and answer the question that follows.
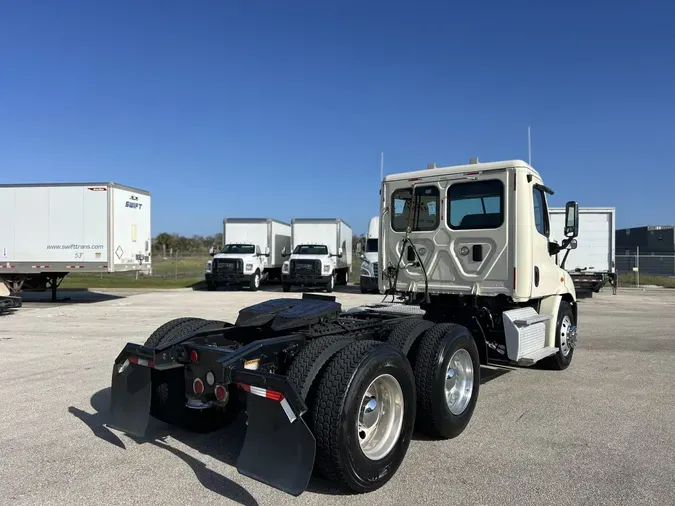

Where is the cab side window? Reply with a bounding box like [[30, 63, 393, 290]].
[[533, 187, 549, 237]]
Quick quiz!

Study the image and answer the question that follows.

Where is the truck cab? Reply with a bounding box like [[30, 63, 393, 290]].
[[359, 216, 380, 293], [380, 159, 580, 368], [206, 243, 269, 291]]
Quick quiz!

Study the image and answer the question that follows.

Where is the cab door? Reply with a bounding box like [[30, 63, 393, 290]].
[[529, 176, 560, 298]]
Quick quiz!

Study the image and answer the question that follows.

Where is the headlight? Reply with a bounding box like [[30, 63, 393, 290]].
[[323, 265, 330, 273], [282, 263, 289, 273], [206, 261, 212, 272], [361, 268, 369, 276], [245, 263, 253, 271]]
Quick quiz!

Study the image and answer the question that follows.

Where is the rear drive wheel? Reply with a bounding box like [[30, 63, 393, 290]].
[[249, 271, 260, 291], [542, 300, 576, 370], [413, 323, 480, 439], [145, 318, 239, 432], [310, 340, 416, 493]]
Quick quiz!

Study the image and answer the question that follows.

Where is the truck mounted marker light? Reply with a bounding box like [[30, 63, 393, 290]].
[[214, 384, 227, 401], [189, 350, 199, 363], [193, 378, 205, 395]]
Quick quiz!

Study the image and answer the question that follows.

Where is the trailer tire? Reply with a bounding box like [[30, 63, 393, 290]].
[[310, 340, 416, 493], [145, 318, 239, 432], [542, 300, 575, 370], [412, 323, 480, 440]]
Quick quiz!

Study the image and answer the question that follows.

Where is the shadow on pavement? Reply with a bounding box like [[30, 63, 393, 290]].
[[68, 388, 259, 506], [19, 289, 126, 305]]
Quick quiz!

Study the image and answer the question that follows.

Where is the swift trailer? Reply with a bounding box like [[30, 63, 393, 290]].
[[108, 159, 580, 498], [359, 216, 380, 293], [0, 183, 151, 300], [549, 207, 616, 297], [281, 218, 352, 292], [206, 218, 291, 291]]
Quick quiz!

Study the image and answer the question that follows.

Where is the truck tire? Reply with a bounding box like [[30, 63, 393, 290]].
[[145, 318, 239, 432], [249, 270, 260, 291], [325, 273, 335, 293], [310, 340, 416, 493], [282, 283, 291, 292], [206, 281, 217, 291], [286, 335, 354, 402], [542, 300, 575, 370], [412, 323, 480, 439], [386, 318, 434, 357]]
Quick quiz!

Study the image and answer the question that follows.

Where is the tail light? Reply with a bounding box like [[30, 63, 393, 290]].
[[193, 378, 204, 395], [215, 384, 227, 401], [189, 350, 199, 363]]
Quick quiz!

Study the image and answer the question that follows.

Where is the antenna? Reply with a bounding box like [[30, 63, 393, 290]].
[[528, 126, 532, 165]]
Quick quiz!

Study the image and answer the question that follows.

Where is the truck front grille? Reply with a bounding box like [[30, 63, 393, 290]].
[[291, 259, 321, 275], [214, 258, 242, 273]]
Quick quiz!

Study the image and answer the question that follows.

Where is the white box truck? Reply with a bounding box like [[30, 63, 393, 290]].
[[281, 218, 352, 292], [358, 216, 380, 293], [205, 218, 291, 291], [0, 182, 152, 300], [550, 206, 616, 296]]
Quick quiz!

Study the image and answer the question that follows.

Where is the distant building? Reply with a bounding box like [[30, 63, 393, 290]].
[[616, 226, 675, 254], [616, 226, 675, 277]]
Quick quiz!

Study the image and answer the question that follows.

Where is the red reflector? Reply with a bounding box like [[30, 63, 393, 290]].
[[215, 384, 227, 401], [193, 378, 204, 395], [408, 177, 420, 182], [466, 171, 479, 176], [128, 356, 154, 368], [265, 390, 284, 401], [189, 350, 198, 363], [513, 267, 517, 290]]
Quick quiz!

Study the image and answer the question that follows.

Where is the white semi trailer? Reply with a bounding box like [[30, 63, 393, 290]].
[[549, 207, 616, 296], [0, 182, 151, 300], [205, 218, 291, 291], [281, 218, 352, 292]]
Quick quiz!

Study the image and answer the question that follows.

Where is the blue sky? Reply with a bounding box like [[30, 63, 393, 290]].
[[1, 1, 673, 236]]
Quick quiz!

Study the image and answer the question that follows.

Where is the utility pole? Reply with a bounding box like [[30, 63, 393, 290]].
[[528, 126, 532, 165], [380, 152, 384, 181]]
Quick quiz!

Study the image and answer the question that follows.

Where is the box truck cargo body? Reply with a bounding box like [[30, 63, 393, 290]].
[[281, 218, 352, 292], [205, 218, 291, 290], [0, 182, 151, 298], [359, 216, 380, 293], [549, 206, 616, 296]]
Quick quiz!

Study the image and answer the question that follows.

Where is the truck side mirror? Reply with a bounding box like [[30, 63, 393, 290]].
[[356, 243, 362, 253], [564, 201, 579, 238], [338, 247, 343, 257], [281, 247, 287, 257], [265, 246, 270, 256]]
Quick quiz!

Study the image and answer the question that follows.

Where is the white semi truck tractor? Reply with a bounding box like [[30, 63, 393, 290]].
[[109, 159, 580, 498], [359, 216, 380, 293]]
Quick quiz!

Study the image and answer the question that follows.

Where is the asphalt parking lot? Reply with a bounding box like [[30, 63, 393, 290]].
[[1, 286, 674, 506]]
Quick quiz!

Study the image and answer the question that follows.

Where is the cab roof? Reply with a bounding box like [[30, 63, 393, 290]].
[[383, 159, 540, 183]]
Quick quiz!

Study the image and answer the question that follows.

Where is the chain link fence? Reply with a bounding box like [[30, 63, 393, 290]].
[[616, 251, 675, 287]]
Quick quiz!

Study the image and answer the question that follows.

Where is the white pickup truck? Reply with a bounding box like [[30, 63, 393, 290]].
[[206, 218, 291, 291]]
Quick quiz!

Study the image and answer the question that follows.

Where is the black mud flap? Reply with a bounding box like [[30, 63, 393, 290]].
[[109, 360, 152, 438], [236, 394, 316, 496]]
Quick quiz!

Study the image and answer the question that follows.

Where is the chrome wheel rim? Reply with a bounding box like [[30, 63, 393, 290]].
[[357, 374, 404, 461], [445, 349, 474, 415], [560, 315, 572, 355], [254, 274, 260, 288]]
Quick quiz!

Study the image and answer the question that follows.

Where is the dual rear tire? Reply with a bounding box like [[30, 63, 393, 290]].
[[286, 321, 480, 493]]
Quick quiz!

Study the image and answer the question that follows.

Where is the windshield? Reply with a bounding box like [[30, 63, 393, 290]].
[[293, 245, 328, 255], [365, 238, 378, 253], [221, 244, 256, 254]]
